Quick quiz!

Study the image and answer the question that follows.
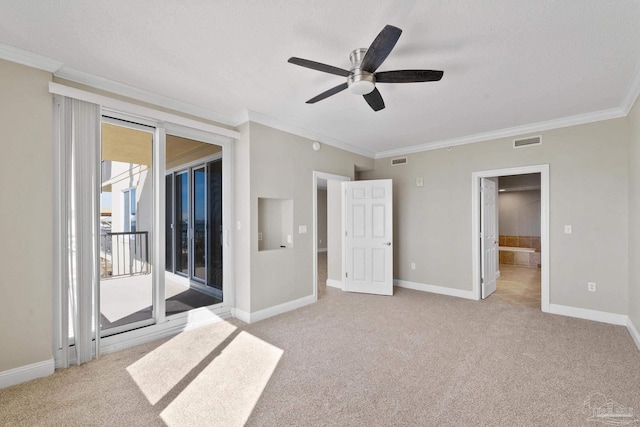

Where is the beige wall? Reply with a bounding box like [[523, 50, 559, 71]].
[[628, 95, 640, 329], [238, 122, 373, 312], [361, 119, 629, 315], [317, 189, 327, 250], [234, 122, 251, 313], [0, 60, 53, 371]]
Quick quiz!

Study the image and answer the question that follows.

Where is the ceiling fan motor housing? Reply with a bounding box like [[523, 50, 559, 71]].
[[348, 48, 375, 95]]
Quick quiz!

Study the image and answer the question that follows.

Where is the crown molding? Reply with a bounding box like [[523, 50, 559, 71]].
[[0, 43, 63, 72], [374, 107, 626, 159], [243, 110, 376, 159], [621, 62, 640, 115], [2, 42, 637, 160], [55, 66, 237, 128]]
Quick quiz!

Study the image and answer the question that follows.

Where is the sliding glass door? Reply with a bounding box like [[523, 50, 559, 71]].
[[55, 91, 233, 365], [99, 120, 226, 335]]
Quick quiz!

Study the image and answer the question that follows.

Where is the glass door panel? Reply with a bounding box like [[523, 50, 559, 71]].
[[175, 172, 189, 276], [164, 134, 223, 316], [165, 175, 173, 273], [193, 167, 207, 282], [99, 119, 154, 335]]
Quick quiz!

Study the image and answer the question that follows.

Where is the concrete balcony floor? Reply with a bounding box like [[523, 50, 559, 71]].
[[100, 272, 221, 331]]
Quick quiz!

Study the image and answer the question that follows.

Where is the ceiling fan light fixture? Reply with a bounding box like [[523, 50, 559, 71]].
[[349, 79, 375, 95], [348, 72, 376, 95]]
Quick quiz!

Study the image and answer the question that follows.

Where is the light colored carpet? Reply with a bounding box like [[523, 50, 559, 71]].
[[1, 279, 639, 426]]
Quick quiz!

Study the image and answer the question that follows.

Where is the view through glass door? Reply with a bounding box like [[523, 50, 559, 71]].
[[165, 135, 223, 316], [99, 118, 155, 336]]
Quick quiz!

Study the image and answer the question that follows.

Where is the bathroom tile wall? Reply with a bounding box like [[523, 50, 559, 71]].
[[498, 235, 541, 268]]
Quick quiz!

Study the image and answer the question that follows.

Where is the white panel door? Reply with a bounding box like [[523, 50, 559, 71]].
[[344, 179, 393, 296], [481, 178, 498, 298]]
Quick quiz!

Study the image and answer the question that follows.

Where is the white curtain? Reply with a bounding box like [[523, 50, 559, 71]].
[[53, 96, 101, 368]]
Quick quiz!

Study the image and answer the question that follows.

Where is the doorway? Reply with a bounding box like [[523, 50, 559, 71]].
[[312, 172, 350, 301], [494, 174, 542, 307], [471, 165, 550, 311]]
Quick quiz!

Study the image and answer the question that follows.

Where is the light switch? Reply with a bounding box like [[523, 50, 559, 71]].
[[564, 225, 572, 234], [258, 232, 263, 241], [299, 225, 307, 234], [416, 177, 424, 187]]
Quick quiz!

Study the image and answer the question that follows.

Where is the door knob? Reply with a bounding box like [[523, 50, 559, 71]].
[[383, 242, 391, 246]]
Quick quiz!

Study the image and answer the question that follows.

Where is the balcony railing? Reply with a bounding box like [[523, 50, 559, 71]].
[[100, 231, 150, 279]]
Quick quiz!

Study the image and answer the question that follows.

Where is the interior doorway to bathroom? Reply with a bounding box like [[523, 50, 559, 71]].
[[471, 165, 549, 311], [494, 173, 542, 308]]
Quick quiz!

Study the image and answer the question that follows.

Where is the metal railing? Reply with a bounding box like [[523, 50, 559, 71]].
[[100, 231, 150, 279]]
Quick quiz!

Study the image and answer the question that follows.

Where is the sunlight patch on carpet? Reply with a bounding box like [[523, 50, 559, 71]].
[[160, 331, 283, 426], [127, 321, 237, 404]]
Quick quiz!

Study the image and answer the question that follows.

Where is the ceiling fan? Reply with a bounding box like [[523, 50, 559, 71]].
[[288, 25, 444, 112]]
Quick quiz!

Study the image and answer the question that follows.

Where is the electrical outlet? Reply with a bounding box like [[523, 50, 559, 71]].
[[564, 225, 572, 234], [588, 282, 596, 292], [411, 263, 416, 270], [258, 232, 262, 241]]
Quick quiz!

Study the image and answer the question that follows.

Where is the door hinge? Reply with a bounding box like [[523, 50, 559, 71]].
[[345, 272, 348, 278], [345, 231, 347, 236], [481, 278, 484, 284]]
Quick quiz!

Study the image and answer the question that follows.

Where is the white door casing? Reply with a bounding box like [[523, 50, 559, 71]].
[[480, 177, 498, 298], [344, 179, 393, 296]]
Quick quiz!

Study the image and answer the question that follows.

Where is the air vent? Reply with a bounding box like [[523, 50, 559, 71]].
[[391, 157, 408, 166], [513, 135, 542, 149]]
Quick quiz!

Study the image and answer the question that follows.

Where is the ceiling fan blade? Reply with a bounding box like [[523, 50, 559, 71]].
[[288, 57, 350, 77], [363, 88, 385, 111], [375, 69, 444, 83], [306, 82, 349, 104], [360, 25, 403, 73]]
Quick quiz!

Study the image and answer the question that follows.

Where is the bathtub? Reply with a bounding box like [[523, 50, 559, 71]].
[[498, 246, 535, 253], [499, 246, 540, 267]]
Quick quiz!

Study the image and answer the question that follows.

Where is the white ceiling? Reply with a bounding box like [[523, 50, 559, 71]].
[[1, 1, 640, 157]]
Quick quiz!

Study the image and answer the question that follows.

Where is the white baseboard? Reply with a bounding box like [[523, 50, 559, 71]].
[[0, 358, 55, 389], [232, 307, 250, 324], [233, 294, 316, 324], [394, 279, 476, 300], [317, 248, 327, 253], [548, 304, 628, 326], [627, 317, 640, 350], [326, 279, 343, 289]]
